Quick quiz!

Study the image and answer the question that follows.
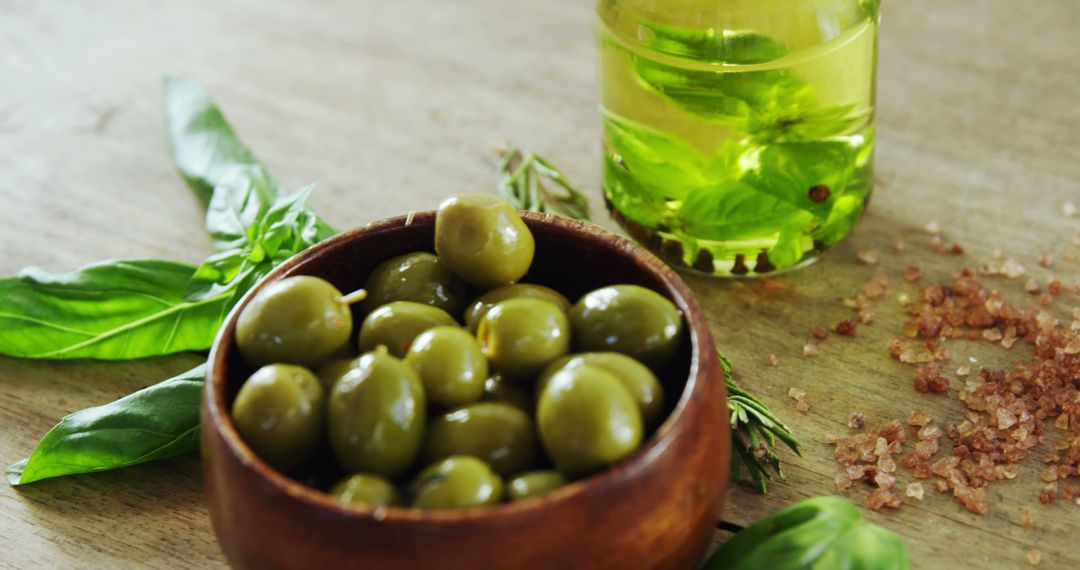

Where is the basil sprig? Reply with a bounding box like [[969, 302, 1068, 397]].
[[6, 78, 336, 484], [705, 497, 910, 570]]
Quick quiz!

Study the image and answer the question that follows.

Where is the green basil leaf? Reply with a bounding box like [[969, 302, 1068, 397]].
[[164, 76, 335, 249], [164, 76, 279, 212], [705, 497, 910, 570], [741, 141, 857, 219], [603, 113, 711, 200], [676, 181, 813, 241], [7, 364, 205, 485], [0, 260, 233, 360], [642, 23, 788, 64], [602, 154, 671, 227], [634, 57, 815, 127]]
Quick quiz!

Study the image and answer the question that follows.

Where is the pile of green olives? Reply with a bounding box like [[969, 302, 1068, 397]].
[[230, 193, 685, 511]]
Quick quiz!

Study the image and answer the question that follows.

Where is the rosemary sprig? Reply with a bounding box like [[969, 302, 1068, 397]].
[[720, 353, 802, 493], [498, 147, 801, 493], [497, 147, 591, 220]]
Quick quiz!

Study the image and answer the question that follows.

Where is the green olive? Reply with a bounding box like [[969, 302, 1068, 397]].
[[231, 364, 325, 472], [482, 374, 533, 412], [424, 402, 537, 476], [328, 350, 426, 477], [357, 301, 457, 357], [405, 326, 488, 408], [463, 283, 571, 333], [315, 357, 362, 391], [506, 471, 568, 501], [329, 473, 404, 508], [538, 352, 665, 427], [476, 298, 570, 378], [434, 193, 534, 288], [235, 276, 353, 367], [568, 285, 684, 370], [537, 364, 643, 476], [361, 252, 468, 316], [411, 456, 503, 510]]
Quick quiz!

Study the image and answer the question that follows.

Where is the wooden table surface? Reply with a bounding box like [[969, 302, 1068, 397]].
[[2, 0, 1078, 568]]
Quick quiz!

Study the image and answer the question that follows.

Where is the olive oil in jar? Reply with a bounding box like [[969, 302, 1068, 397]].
[[598, 0, 880, 276]]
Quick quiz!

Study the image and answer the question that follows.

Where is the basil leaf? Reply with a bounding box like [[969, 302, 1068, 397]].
[[676, 181, 813, 242], [0, 260, 232, 360], [7, 364, 205, 485], [704, 497, 910, 570], [164, 76, 335, 250], [642, 23, 788, 64], [164, 76, 278, 211], [603, 113, 711, 200], [633, 56, 815, 128], [741, 141, 857, 218]]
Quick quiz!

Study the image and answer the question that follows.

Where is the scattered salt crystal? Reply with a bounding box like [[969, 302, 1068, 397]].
[[803, 343, 818, 358], [956, 365, 972, 376], [767, 354, 780, 367], [996, 408, 1018, 429], [983, 328, 1003, 341], [892, 240, 906, 253], [1019, 510, 1034, 528], [907, 409, 932, 427], [1027, 548, 1041, 566], [1024, 279, 1041, 294], [787, 387, 806, 400], [847, 412, 866, 430], [857, 249, 881, 265], [918, 424, 943, 440], [905, 482, 925, 500], [1002, 258, 1026, 278], [1064, 201, 1077, 216], [1039, 253, 1054, 268], [903, 266, 922, 283], [924, 220, 941, 235], [873, 472, 896, 488], [794, 399, 811, 413]]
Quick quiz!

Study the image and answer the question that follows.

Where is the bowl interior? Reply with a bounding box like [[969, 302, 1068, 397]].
[[214, 211, 697, 509]]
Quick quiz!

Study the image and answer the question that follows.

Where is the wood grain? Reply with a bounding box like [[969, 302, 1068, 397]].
[[1, 0, 1078, 568]]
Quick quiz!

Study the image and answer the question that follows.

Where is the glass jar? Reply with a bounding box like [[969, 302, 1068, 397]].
[[598, 0, 880, 276]]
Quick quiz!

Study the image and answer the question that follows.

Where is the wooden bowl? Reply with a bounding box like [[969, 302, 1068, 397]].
[[203, 211, 731, 570]]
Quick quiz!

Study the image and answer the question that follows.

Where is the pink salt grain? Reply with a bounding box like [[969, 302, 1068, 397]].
[[857, 249, 881, 265], [767, 354, 780, 367], [905, 482, 925, 501], [803, 343, 818, 358], [907, 409, 932, 427]]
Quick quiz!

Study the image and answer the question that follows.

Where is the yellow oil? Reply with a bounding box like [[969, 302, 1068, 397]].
[[599, 0, 879, 276]]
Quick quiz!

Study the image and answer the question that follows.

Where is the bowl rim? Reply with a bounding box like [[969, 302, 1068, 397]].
[[205, 210, 715, 523]]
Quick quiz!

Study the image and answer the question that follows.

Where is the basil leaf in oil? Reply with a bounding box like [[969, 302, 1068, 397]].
[[741, 141, 857, 218], [7, 364, 205, 485], [642, 23, 788, 65], [677, 181, 813, 242], [603, 112, 711, 200]]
